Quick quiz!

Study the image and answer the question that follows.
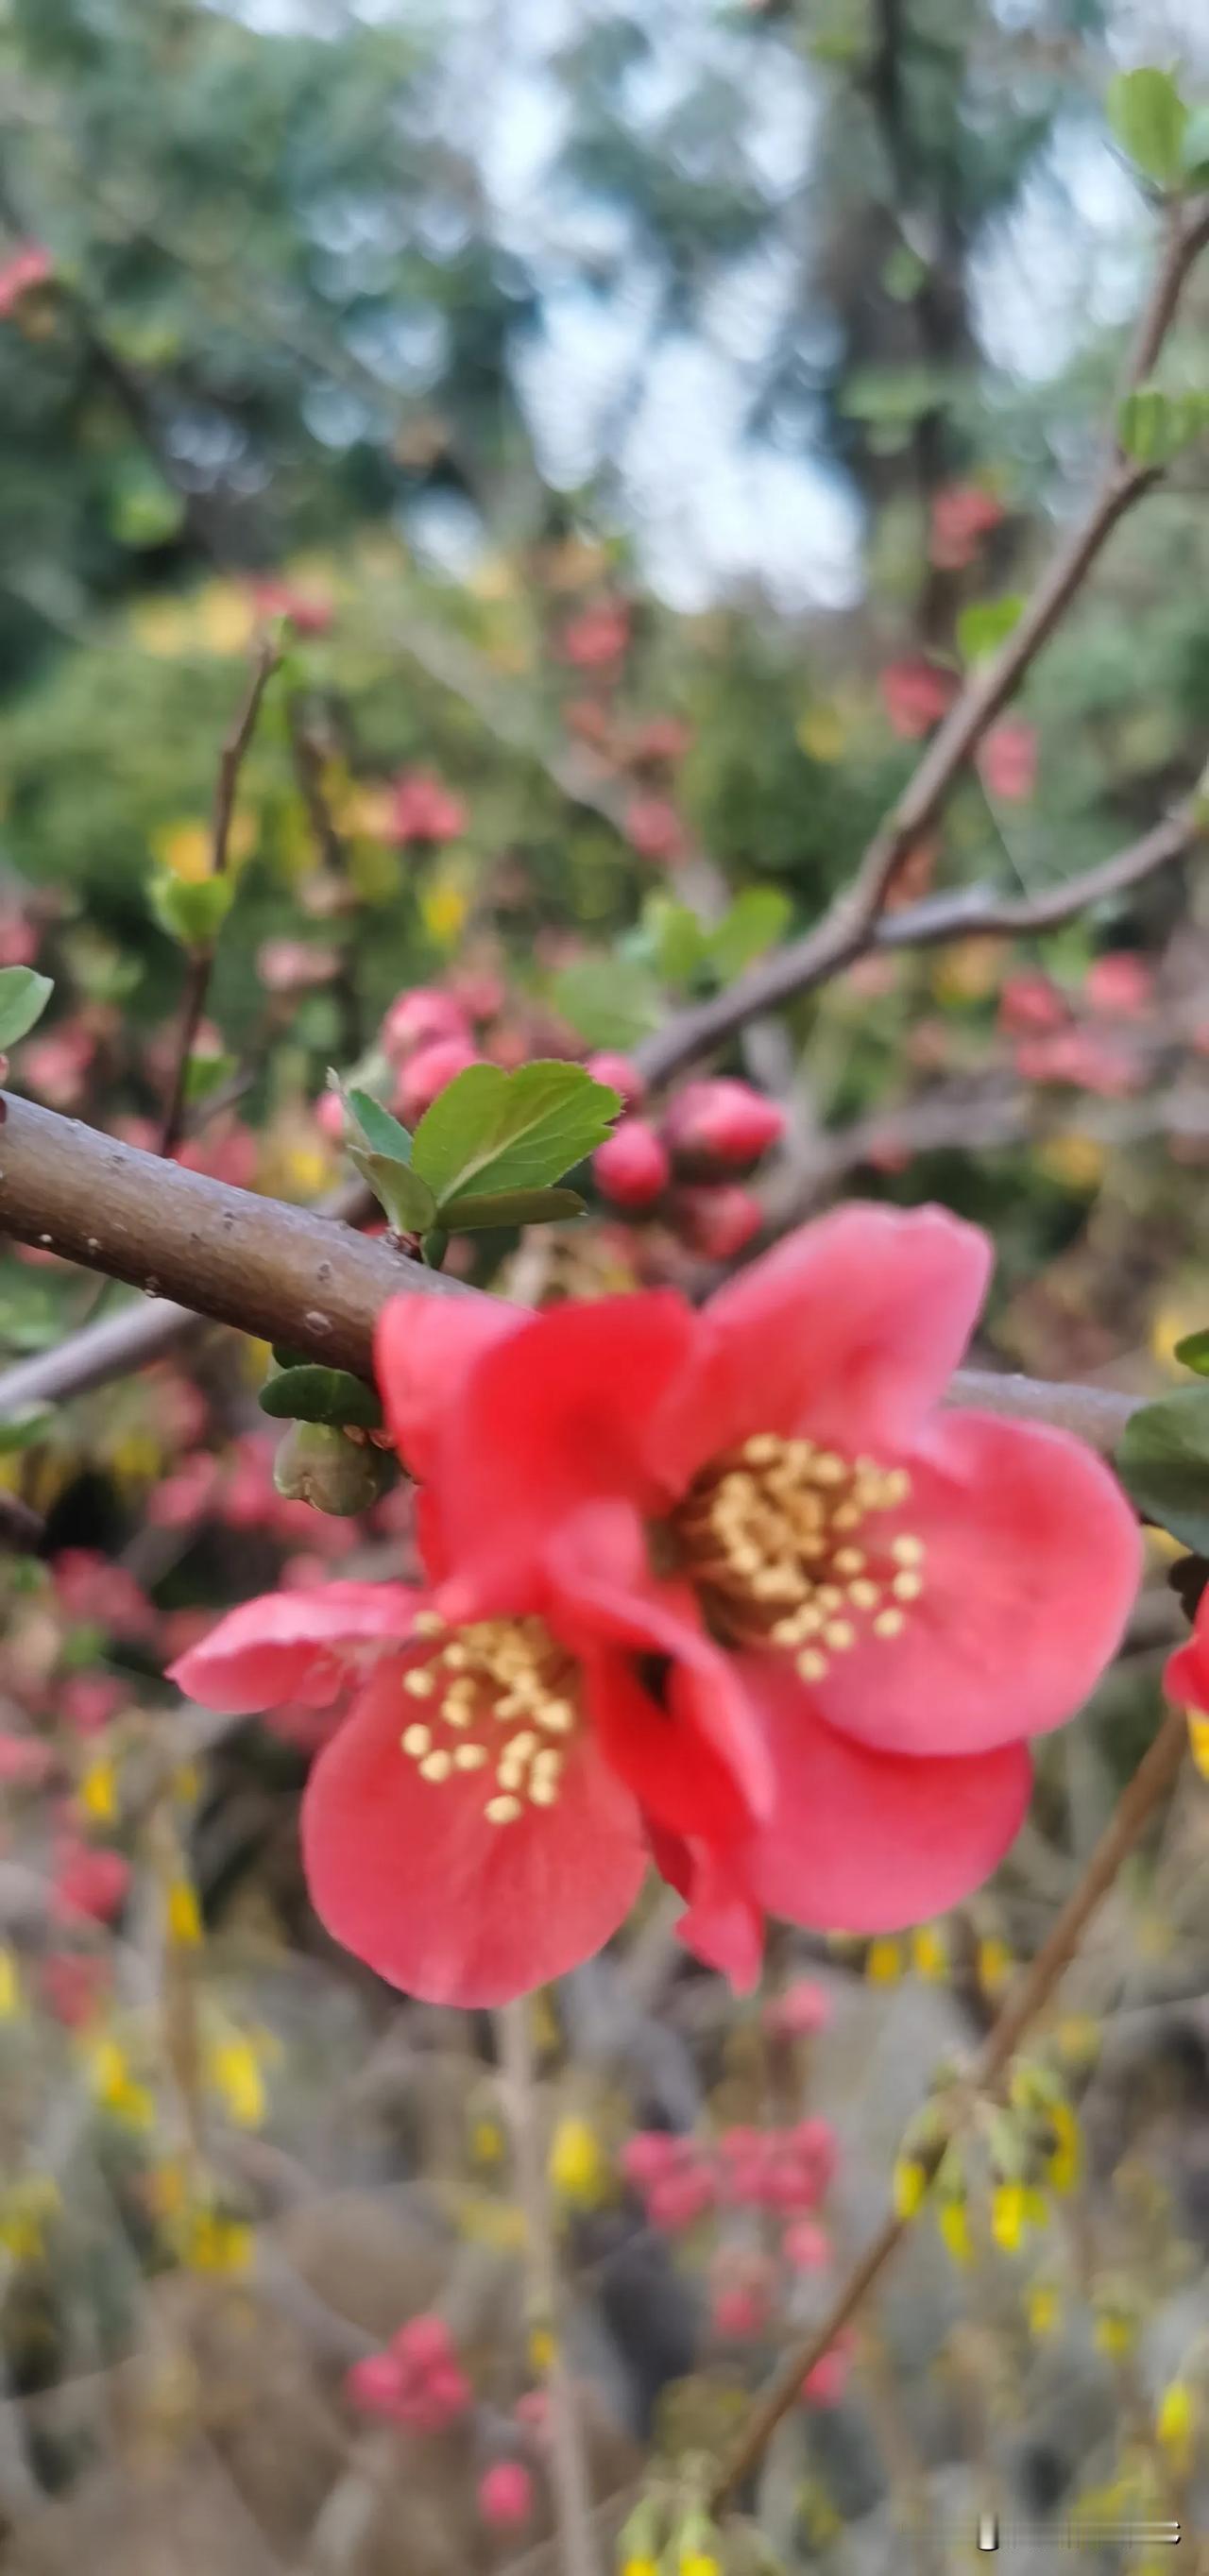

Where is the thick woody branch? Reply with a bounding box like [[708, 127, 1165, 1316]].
[[0, 1091, 1142, 1455]]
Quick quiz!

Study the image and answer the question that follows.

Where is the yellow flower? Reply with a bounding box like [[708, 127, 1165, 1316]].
[[977, 1936, 1013, 1996], [1026, 2283, 1061, 2340], [1047, 2100, 1081, 2194], [548, 2115, 608, 2209], [911, 1924, 948, 1982], [421, 879, 469, 945], [1187, 1711, 1209, 1781], [893, 2156, 928, 2219], [679, 2559, 720, 2576], [0, 1948, 22, 2021], [88, 2038, 155, 2130], [938, 2200, 973, 2264], [208, 2036, 266, 2130], [180, 2209, 253, 2274], [78, 1758, 118, 1824], [166, 1878, 203, 1948], [621, 2561, 660, 2576], [1155, 2380, 1195, 2456], [1094, 2311, 1136, 2360], [1035, 1135, 1105, 1193], [865, 1936, 903, 1986], [991, 2182, 1028, 2253]]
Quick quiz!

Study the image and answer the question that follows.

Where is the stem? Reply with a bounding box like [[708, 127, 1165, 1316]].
[[496, 2002, 600, 2576], [156, 635, 281, 1157], [707, 1703, 1189, 2514]]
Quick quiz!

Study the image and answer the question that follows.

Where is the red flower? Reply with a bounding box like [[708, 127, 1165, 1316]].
[[592, 1117, 670, 1208], [373, 1204, 1138, 1984], [1166, 1595, 1209, 1715]]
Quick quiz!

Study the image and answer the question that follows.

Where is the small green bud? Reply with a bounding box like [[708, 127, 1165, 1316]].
[[272, 1422, 388, 1516]]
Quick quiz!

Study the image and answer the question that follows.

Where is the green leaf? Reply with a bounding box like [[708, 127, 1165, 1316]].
[[0, 1407, 54, 1453], [957, 594, 1024, 665], [1106, 67, 1188, 186], [646, 896, 707, 989], [1181, 102, 1209, 185], [1174, 1329, 1209, 1377], [1116, 1387, 1209, 1552], [447, 1186, 586, 1230], [183, 1049, 237, 1105], [551, 960, 659, 1049], [148, 869, 235, 949], [0, 967, 53, 1050], [411, 1062, 621, 1211], [708, 887, 792, 981], [347, 1148, 437, 1234], [1118, 385, 1209, 464], [259, 1364, 383, 1428], [343, 1084, 414, 1163]]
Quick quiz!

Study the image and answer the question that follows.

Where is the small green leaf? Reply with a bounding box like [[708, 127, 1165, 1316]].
[[347, 1148, 437, 1234], [183, 1049, 237, 1105], [259, 1365, 383, 1428], [411, 1062, 621, 1211], [344, 1084, 414, 1164], [1116, 1386, 1209, 1552], [708, 887, 792, 981], [1174, 1329, 1209, 1377], [421, 1228, 449, 1269], [957, 594, 1024, 665], [0, 967, 53, 1050], [646, 896, 708, 989], [148, 869, 235, 949], [447, 1186, 586, 1230], [551, 960, 660, 1049], [272, 1420, 387, 1515], [0, 1407, 54, 1453], [1106, 66, 1188, 187], [1181, 102, 1209, 185]]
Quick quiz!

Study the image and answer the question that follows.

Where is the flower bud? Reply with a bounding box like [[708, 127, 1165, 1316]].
[[664, 1079, 786, 1169], [674, 1185, 763, 1260], [586, 1049, 646, 1110], [382, 986, 470, 1061], [273, 1423, 387, 1516], [478, 2462, 535, 2528], [592, 1117, 670, 1209], [395, 1035, 481, 1125]]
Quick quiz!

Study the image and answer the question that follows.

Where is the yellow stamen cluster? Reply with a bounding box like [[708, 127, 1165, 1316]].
[[399, 1612, 580, 1825], [673, 1431, 928, 1682]]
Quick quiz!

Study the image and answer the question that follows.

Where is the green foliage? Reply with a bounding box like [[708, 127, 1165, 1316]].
[[1106, 68, 1189, 189], [258, 1366, 383, 1430], [147, 869, 234, 950], [1118, 387, 1209, 466], [411, 1062, 620, 1211], [957, 597, 1024, 665], [1116, 1389, 1209, 1553], [1174, 1330, 1209, 1376], [0, 967, 53, 1049]]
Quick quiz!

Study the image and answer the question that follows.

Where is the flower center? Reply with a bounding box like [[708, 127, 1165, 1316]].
[[671, 1432, 927, 1682], [398, 1612, 581, 1826]]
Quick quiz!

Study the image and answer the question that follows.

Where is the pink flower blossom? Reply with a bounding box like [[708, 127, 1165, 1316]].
[[763, 1977, 831, 2038], [623, 796, 686, 865], [559, 602, 629, 671], [674, 1185, 764, 1262], [385, 771, 468, 846], [383, 987, 471, 1062], [928, 484, 1004, 571], [592, 1118, 670, 1209], [782, 2218, 831, 2270], [586, 1051, 646, 1111], [998, 973, 1066, 1036], [880, 658, 957, 741], [53, 1841, 130, 1925], [1085, 952, 1152, 1018]]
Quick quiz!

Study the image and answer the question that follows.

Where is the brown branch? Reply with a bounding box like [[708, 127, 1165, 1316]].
[[157, 636, 280, 1156], [0, 1091, 1147, 1450], [496, 2003, 601, 2576], [707, 1701, 1190, 2515]]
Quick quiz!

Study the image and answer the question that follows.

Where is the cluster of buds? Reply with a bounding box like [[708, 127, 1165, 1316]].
[[621, 2117, 836, 2238], [592, 1075, 787, 1255], [346, 2312, 471, 2432]]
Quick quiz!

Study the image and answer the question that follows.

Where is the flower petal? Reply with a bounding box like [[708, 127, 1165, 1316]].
[[168, 1581, 423, 1714], [731, 1656, 1031, 1930], [427, 1294, 700, 1612], [301, 1664, 649, 2005], [1166, 1597, 1209, 1714], [655, 1203, 992, 1480], [375, 1291, 522, 1480], [808, 1409, 1141, 1757]]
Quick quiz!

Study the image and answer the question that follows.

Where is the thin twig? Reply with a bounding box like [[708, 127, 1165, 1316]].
[[707, 1703, 1189, 2513], [156, 635, 280, 1156], [497, 2001, 601, 2576]]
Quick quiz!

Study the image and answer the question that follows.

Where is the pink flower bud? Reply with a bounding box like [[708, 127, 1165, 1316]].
[[621, 2131, 685, 2186], [52, 1843, 130, 1925], [315, 1089, 346, 1140], [592, 1118, 670, 1209], [395, 1037, 481, 1127], [998, 972, 1066, 1035], [880, 657, 956, 741], [644, 2165, 716, 2232], [449, 969, 504, 1023], [977, 721, 1036, 804], [623, 795, 686, 865], [1085, 952, 1152, 1018], [393, 2313, 455, 2370], [763, 1978, 831, 2038], [586, 1050, 646, 1111], [0, 1733, 51, 1786], [711, 2284, 767, 2341], [478, 2461, 535, 2528], [418, 2363, 472, 2429], [386, 771, 468, 845], [783, 2220, 831, 2271], [559, 602, 629, 670], [800, 2336, 851, 2408], [675, 1185, 763, 1261], [383, 987, 471, 1062], [928, 483, 1003, 571], [664, 1079, 786, 1169], [346, 2352, 405, 2419]]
